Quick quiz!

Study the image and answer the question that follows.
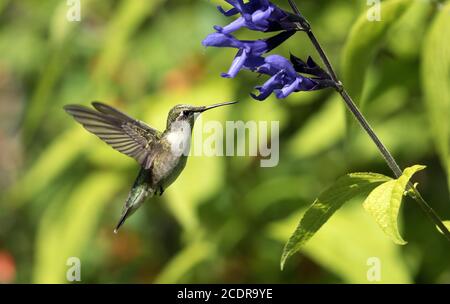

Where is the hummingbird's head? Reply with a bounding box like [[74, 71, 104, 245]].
[[166, 101, 237, 129]]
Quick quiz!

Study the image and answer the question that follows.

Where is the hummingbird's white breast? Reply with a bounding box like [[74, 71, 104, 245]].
[[165, 120, 192, 157], [151, 120, 192, 190]]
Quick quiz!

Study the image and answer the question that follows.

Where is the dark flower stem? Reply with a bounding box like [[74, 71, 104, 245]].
[[288, 0, 450, 241]]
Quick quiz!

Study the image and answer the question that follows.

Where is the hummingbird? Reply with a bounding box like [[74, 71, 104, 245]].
[[64, 101, 237, 233]]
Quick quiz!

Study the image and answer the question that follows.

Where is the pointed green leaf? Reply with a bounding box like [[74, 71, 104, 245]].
[[269, 202, 412, 283], [422, 3, 450, 192], [281, 173, 391, 270], [363, 180, 405, 244], [363, 165, 426, 245]]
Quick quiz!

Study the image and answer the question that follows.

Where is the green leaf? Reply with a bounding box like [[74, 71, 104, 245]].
[[342, 0, 411, 105], [363, 165, 426, 245], [422, 3, 450, 192], [269, 201, 412, 283], [280, 172, 391, 270]]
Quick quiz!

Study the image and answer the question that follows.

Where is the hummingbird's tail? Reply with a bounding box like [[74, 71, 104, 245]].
[[114, 169, 154, 233], [114, 208, 133, 234]]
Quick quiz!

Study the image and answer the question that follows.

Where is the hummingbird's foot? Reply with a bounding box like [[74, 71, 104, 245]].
[[159, 186, 164, 196]]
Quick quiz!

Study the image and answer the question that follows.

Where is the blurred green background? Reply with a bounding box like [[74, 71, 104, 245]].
[[0, 0, 449, 283]]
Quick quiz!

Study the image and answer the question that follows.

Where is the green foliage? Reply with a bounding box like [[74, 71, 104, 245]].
[[287, 95, 345, 158], [33, 172, 123, 283], [342, 0, 411, 106], [341, 0, 413, 142], [154, 240, 214, 283], [281, 165, 429, 269], [7, 129, 90, 206], [422, 2, 450, 192], [270, 201, 412, 283], [281, 173, 391, 270], [363, 165, 426, 245]]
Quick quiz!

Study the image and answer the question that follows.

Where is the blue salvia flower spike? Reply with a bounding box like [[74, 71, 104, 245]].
[[215, 0, 301, 33]]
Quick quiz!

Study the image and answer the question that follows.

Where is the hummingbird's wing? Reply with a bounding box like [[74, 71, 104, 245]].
[[64, 102, 162, 168]]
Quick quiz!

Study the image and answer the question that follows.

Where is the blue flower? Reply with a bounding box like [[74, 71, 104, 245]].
[[214, 0, 300, 34], [202, 1, 332, 101], [202, 31, 295, 78], [251, 55, 323, 100]]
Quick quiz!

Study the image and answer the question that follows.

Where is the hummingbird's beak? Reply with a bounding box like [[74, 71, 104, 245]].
[[191, 101, 238, 113]]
